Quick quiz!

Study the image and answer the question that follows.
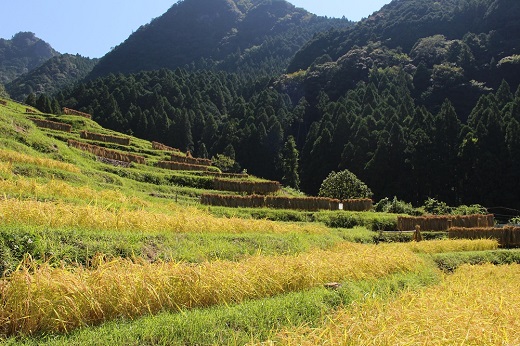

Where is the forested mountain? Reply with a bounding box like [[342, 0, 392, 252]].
[[284, 0, 520, 117], [6, 54, 98, 101], [88, 0, 351, 79], [288, 0, 520, 73], [54, 0, 520, 209], [0, 32, 59, 85], [58, 69, 293, 182]]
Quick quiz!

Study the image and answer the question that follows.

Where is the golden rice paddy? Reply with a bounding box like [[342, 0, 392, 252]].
[[0, 197, 328, 235], [272, 263, 520, 345], [0, 243, 425, 336], [405, 238, 498, 254], [0, 148, 80, 173]]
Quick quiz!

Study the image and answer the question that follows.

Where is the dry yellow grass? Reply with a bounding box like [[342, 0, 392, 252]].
[[272, 263, 520, 345], [0, 148, 79, 173], [0, 243, 426, 337], [0, 197, 327, 235], [0, 178, 148, 209], [405, 238, 498, 254], [0, 161, 12, 175]]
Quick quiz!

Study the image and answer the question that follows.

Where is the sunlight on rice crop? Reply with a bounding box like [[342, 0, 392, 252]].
[[0, 178, 149, 209], [272, 264, 520, 345], [405, 238, 498, 254], [0, 148, 79, 173], [0, 243, 426, 337], [0, 161, 12, 175], [0, 198, 327, 235]]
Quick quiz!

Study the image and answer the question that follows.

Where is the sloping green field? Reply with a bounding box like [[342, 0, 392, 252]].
[[1, 98, 519, 345]]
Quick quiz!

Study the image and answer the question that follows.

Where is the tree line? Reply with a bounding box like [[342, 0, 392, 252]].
[[47, 66, 520, 210]]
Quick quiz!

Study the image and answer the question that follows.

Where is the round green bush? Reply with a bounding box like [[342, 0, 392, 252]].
[[318, 170, 373, 200]]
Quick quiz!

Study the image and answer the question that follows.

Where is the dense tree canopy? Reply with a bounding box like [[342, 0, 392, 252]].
[[42, 0, 520, 210], [0, 32, 58, 85], [6, 54, 98, 101], [58, 64, 520, 209], [318, 170, 373, 200]]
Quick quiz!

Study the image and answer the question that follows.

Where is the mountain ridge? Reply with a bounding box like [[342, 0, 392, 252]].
[[87, 0, 352, 79], [0, 32, 59, 85], [6, 54, 98, 101], [288, 0, 520, 74]]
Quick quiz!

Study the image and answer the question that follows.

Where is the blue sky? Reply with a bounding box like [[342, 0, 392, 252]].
[[0, 0, 391, 58]]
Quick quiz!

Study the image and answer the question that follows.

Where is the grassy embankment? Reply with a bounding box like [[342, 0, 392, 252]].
[[1, 97, 520, 345]]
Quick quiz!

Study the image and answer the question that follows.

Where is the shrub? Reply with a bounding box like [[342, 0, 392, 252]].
[[212, 154, 241, 173], [422, 198, 452, 215], [452, 204, 488, 215], [509, 216, 520, 225], [318, 170, 373, 200], [371, 218, 398, 232], [322, 213, 359, 229], [374, 197, 420, 215], [423, 198, 488, 216]]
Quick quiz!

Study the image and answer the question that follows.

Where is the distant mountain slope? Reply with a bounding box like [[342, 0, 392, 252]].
[[6, 54, 98, 101], [88, 0, 351, 79], [0, 32, 59, 84], [288, 0, 520, 73], [58, 0, 520, 208], [279, 0, 520, 119]]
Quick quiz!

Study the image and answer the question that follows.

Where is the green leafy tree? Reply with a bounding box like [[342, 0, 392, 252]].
[[197, 142, 209, 159], [36, 94, 53, 113], [0, 84, 9, 98], [412, 61, 431, 94], [279, 135, 300, 189], [374, 197, 418, 215], [51, 98, 61, 115], [25, 93, 37, 107], [223, 144, 236, 160], [495, 79, 513, 110], [212, 154, 241, 173], [431, 63, 464, 89], [410, 35, 450, 66], [318, 169, 373, 200], [423, 198, 452, 215]]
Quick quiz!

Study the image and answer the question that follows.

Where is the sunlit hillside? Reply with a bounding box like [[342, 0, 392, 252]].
[[1, 97, 520, 345]]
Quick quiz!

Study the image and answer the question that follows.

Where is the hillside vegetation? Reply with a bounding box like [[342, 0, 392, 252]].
[[2, 0, 520, 344], [2, 96, 520, 344], [51, 0, 520, 211], [6, 54, 98, 101], [88, 0, 351, 79], [0, 32, 58, 85]]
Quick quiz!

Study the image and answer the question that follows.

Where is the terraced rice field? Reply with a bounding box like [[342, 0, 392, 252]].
[[1, 98, 519, 345]]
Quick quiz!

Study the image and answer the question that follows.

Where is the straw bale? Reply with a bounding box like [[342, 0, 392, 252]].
[[158, 161, 213, 172], [62, 107, 92, 119], [68, 139, 145, 164], [170, 153, 212, 167], [30, 118, 71, 132], [449, 226, 520, 248], [152, 141, 181, 153], [399, 214, 495, 232], [80, 130, 130, 146]]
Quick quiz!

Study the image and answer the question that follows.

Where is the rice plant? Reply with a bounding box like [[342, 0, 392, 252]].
[[272, 263, 520, 345], [406, 238, 498, 254], [0, 243, 426, 337], [0, 198, 328, 235], [0, 148, 79, 173]]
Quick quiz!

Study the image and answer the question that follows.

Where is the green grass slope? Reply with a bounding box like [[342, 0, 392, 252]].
[[2, 96, 518, 345]]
